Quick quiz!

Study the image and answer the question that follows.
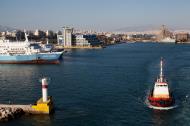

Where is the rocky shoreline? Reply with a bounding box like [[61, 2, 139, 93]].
[[0, 107, 24, 122]]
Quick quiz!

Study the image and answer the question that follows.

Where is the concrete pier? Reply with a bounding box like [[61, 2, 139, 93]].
[[0, 104, 39, 114], [0, 97, 53, 114], [55, 45, 103, 49]]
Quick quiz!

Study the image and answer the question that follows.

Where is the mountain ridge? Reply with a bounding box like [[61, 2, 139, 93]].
[[0, 25, 16, 32], [114, 25, 190, 33]]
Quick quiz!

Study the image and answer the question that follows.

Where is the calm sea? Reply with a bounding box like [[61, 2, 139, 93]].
[[1, 43, 190, 126]]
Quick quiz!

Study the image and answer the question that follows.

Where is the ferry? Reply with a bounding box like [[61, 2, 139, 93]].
[[148, 58, 175, 107], [0, 33, 63, 64]]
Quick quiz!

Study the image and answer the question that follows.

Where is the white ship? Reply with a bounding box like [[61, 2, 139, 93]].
[[0, 33, 63, 64], [160, 37, 176, 43]]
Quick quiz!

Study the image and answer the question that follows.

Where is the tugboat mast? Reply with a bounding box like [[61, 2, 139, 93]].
[[160, 58, 164, 82]]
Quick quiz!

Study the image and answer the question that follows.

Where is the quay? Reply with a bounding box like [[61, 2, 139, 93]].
[[55, 45, 103, 49]]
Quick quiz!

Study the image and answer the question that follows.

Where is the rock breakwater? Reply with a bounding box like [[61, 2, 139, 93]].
[[0, 107, 24, 122]]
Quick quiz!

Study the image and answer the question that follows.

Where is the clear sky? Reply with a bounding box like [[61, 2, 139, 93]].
[[0, 0, 190, 31]]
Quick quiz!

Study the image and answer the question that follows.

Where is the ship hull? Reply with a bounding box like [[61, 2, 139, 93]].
[[148, 96, 174, 107], [0, 60, 60, 64], [0, 52, 63, 64], [148, 91, 175, 107]]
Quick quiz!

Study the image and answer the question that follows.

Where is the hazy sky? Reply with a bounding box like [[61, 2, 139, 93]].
[[1, 0, 190, 31]]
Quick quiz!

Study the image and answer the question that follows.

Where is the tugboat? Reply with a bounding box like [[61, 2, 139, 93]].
[[148, 58, 175, 108]]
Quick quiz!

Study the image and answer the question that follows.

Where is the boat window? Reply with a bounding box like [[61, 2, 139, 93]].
[[156, 85, 166, 87]]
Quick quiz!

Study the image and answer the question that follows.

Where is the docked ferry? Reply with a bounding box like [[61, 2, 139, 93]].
[[0, 33, 63, 64], [148, 58, 175, 107], [160, 37, 176, 43]]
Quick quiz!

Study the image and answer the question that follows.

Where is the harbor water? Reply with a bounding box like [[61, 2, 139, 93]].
[[1, 43, 190, 125]]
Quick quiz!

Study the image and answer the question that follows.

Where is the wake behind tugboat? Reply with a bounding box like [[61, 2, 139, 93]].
[[146, 58, 176, 110]]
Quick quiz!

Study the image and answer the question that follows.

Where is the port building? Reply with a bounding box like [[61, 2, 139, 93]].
[[175, 32, 189, 42], [74, 34, 102, 47], [57, 27, 73, 47]]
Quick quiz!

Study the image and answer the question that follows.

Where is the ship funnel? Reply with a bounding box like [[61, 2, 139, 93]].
[[42, 78, 48, 102], [24, 32, 29, 42]]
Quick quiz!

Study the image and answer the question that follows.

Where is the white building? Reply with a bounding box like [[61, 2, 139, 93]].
[[75, 35, 90, 46], [34, 29, 39, 36], [46, 30, 50, 37], [75, 34, 102, 47], [63, 27, 73, 47], [1, 32, 6, 36], [57, 35, 64, 45]]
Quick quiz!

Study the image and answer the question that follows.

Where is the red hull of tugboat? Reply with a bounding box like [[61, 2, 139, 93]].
[[148, 96, 175, 107]]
